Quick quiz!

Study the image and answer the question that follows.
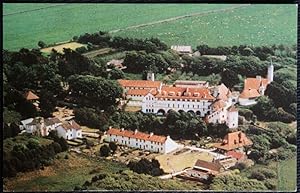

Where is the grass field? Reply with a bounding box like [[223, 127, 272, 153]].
[[4, 4, 296, 50], [40, 42, 86, 53], [3, 152, 127, 191], [278, 157, 297, 191]]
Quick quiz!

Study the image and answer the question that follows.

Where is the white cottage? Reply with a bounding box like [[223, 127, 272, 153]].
[[105, 128, 180, 154], [19, 117, 62, 136], [56, 120, 82, 140]]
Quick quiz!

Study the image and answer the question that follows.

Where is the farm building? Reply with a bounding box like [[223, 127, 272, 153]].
[[56, 120, 82, 140], [180, 159, 225, 181], [105, 128, 180, 154], [213, 131, 253, 153], [239, 63, 273, 106], [171, 45, 192, 55], [24, 90, 40, 109]]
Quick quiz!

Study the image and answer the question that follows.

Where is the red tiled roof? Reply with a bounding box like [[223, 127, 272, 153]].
[[107, 128, 167, 143], [126, 89, 157, 96], [117, 79, 162, 89], [214, 131, 253, 151], [217, 84, 231, 101], [194, 159, 222, 172], [61, 120, 81, 131], [24, 91, 39, 100], [226, 151, 246, 160], [244, 78, 269, 91], [45, 117, 61, 126], [239, 88, 260, 99], [155, 86, 215, 100], [211, 99, 226, 111], [228, 106, 238, 112]]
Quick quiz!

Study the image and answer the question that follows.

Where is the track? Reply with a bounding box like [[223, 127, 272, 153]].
[[3, 4, 68, 16], [109, 4, 251, 34]]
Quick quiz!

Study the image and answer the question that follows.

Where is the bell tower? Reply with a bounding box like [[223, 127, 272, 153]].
[[267, 59, 274, 83]]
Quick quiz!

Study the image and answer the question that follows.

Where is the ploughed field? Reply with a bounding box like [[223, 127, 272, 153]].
[[3, 4, 296, 50]]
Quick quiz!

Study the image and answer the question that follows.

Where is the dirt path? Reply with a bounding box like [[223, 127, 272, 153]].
[[3, 4, 67, 16], [109, 4, 251, 34]]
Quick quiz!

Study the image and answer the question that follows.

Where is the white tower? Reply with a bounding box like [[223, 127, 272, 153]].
[[227, 106, 238, 129], [267, 60, 274, 83], [147, 72, 155, 81]]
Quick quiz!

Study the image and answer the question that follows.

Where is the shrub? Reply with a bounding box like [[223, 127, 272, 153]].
[[260, 168, 277, 178], [264, 179, 277, 190], [109, 142, 118, 154], [100, 145, 110, 157], [250, 171, 266, 181], [64, 154, 69, 159]]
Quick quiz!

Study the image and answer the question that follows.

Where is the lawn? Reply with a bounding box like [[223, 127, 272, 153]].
[[278, 157, 297, 191], [3, 3, 233, 50], [3, 152, 128, 191], [4, 4, 296, 50]]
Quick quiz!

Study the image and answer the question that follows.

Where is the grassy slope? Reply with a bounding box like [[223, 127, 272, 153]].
[[3, 3, 233, 50], [115, 4, 297, 47], [4, 152, 128, 191]]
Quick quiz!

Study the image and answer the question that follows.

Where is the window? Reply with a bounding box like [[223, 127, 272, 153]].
[[136, 143, 138, 146]]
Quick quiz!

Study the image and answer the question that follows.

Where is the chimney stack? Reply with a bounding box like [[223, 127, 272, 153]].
[[150, 132, 154, 137], [134, 129, 138, 134], [121, 128, 124, 132]]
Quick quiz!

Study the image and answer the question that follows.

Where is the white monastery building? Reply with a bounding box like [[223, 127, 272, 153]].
[[105, 128, 181, 154], [118, 74, 239, 128], [239, 63, 274, 106]]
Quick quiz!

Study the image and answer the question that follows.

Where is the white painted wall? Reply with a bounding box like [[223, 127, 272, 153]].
[[239, 98, 257, 106], [227, 111, 239, 129]]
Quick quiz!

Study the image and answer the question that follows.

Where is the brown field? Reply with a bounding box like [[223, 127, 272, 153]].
[[40, 42, 86, 54], [156, 149, 214, 173]]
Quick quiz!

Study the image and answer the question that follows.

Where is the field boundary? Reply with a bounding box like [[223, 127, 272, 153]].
[[3, 4, 67, 16], [109, 4, 251, 34]]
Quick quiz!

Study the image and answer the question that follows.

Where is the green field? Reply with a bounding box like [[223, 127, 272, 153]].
[[3, 4, 297, 50], [278, 157, 297, 191]]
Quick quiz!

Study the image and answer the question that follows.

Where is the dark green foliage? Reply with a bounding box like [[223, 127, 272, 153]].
[[220, 69, 240, 88], [210, 174, 268, 191], [109, 142, 118, 154], [74, 107, 108, 130], [38, 41, 47, 48], [109, 68, 125, 79], [3, 123, 21, 140], [238, 108, 254, 121], [39, 89, 57, 118], [264, 179, 277, 190], [75, 46, 88, 54], [100, 145, 110, 157], [128, 158, 164, 176], [206, 123, 230, 138], [250, 171, 266, 181], [68, 75, 123, 111]]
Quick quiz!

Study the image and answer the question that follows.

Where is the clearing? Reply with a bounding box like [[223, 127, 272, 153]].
[[156, 148, 214, 173], [40, 42, 86, 54]]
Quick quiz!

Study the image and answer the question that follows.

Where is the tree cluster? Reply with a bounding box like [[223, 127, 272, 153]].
[[127, 158, 164, 176], [3, 132, 68, 178]]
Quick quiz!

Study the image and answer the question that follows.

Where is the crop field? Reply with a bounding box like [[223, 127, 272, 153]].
[[4, 4, 296, 51], [116, 4, 297, 47]]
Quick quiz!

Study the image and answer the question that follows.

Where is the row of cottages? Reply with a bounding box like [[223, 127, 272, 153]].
[[239, 63, 274, 106], [19, 117, 82, 140], [105, 128, 181, 154]]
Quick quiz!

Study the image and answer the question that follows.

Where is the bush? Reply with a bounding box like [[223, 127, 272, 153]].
[[109, 142, 118, 154], [260, 168, 277, 178], [100, 145, 110, 157], [250, 171, 266, 181], [264, 179, 277, 190], [64, 154, 69, 159]]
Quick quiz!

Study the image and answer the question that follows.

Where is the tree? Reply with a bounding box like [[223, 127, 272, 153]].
[[74, 107, 108, 130], [109, 142, 118, 154], [68, 75, 123, 111], [109, 68, 125, 79], [251, 96, 274, 121], [221, 69, 240, 88], [39, 89, 57, 117], [127, 158, 164, 176], [38, 41, 47, 48], [100, 145, 110, 157]]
